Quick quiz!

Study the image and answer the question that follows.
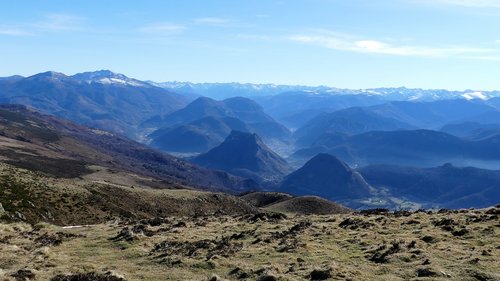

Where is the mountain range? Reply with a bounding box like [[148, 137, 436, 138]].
[[0, 70, 189, 139], [1, 70, 499, 211], [146, 96, 291, 153]]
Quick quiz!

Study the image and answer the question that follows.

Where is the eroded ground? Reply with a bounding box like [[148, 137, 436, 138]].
[[0, 208, 499, 281]]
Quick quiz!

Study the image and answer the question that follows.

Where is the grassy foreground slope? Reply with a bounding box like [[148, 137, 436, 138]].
[[0, 162, 258, 225], [0, 207, 498, 280]]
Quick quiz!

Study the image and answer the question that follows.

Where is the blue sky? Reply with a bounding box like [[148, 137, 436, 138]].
[[2, 0, 500, 90]]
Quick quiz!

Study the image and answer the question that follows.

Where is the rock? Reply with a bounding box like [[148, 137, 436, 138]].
[[452, 228, 469, 237], [310, 268, 332, 280], [416, 267, 437, 277], [421, 235, 437, 243], [11, 269, 35, 281], [208, 274, 222, 281], [339, 218, 373, 230], [257, 274, 278, 281], [50, 272, 126, 281]]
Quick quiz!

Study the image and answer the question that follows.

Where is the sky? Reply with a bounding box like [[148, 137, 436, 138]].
[[2, 0, 500, 90]]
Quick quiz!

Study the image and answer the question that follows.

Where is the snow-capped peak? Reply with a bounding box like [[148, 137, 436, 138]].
[[462, 91, 488, 101], [72, 70, 151, 87]]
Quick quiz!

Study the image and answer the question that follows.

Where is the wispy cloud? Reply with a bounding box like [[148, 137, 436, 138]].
[[0, 26, 32, 36], [236, 34, 275, 41], [289, 31, 494, 58], [0, 13, 84, 36], [416, 0, 500, 8], [194, 17, 231, 26], [35, 13, 85, 32], [139, 23, 186, 34]]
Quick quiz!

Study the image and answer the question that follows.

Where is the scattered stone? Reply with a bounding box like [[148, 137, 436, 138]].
[[432, 218, 457, 230], [416, 267, 437, 277], [276, 237, 305, 252], [485, 208, 500, 215], [110, 224, 153, 242], [359, 208, 389, 215], [368, 241, 401, 264], [339, 218, 373, 230], [11, 269, 35, 281], [393, 210, 412, 217], [310, 268, 331, 280], [257, 274, 278, 281], [143, 217, 169, 226], [151, 236, 243, 260], [173, 221, 187, 228], [452, 228, 469, 237], [244, 212, 287, 223], [230, 229, 255, 240], [407, 240, 417, 249], [468, 270, 494, 281], [34, 232, 79, 247], [421, 235, 437, 243], [50, 272, 125, 281], [402, 219, 420, 225]]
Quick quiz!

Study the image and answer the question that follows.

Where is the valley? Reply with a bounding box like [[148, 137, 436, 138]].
[[1, 71, 500, 212]]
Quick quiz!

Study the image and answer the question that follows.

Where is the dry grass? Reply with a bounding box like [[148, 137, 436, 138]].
[[0, 208, 498, 280]]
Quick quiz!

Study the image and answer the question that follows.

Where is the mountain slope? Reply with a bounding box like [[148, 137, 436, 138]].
[[440, 122, 500, 140], [0, 162, 259, 225], [294, 99, 499, 147], [192, 131, 290, 185], [359, 163, 500, 209], [0, 105, 257, 193], [253, 91, 386, 128], [149, 116, 250, 153], [293, 129, 500, 169], [279, 153, 373, 201], [294, 107, 414, 146], [146, 96, 290, 139], [0, 70, 188, 138], [263, 195, 352, 215]]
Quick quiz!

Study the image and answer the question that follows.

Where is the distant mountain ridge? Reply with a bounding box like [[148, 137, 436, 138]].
[[293, 129, 500, 169], [0, 70, 189, 139], [279, 153, 374, 202], [147, 96, 291, 153], [294, 99, 500, 146], [359, 163, 500, 209], [151, 81, 500, 101], [193, 131, 291, 185]]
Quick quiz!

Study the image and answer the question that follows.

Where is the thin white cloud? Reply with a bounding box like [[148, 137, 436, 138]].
[[35, 14, 85, 31], [236, 34, 275, 41], [470, 55, 500, 61], [0, 27, 32, 36], [194, 17, 230, 25], [139, 23, 186, 34], [0, 13, 84, 36], [289, 32, 494, 58], [417, 0, 500, 8]]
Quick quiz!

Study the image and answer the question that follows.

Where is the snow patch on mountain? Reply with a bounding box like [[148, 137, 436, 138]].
[[462, 91, 488, 100]]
